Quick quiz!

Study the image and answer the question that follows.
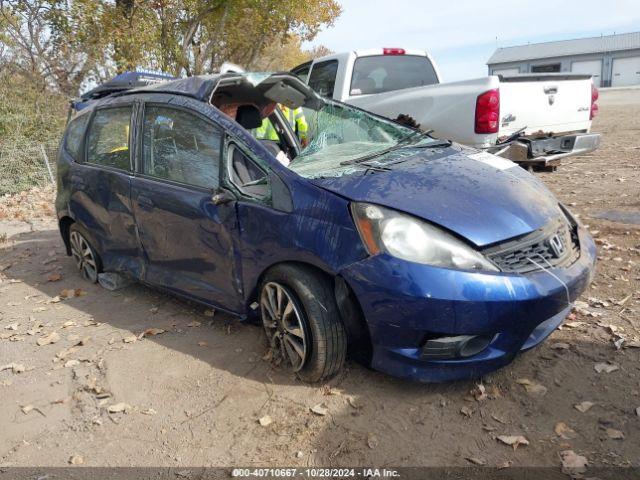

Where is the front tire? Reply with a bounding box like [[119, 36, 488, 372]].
[[68, 224, 102, 283], [260, 265, 347, 383]]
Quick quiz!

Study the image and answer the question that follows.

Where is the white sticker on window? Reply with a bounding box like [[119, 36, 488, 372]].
[[468, 151, 517, 171]]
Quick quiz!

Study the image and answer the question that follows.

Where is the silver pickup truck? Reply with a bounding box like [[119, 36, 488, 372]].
[[292, 48, 601, 168]]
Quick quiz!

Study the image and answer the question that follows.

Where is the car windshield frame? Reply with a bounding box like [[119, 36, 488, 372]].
[[288, 98, 437, 178]]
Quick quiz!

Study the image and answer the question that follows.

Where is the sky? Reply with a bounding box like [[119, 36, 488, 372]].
[[305, 0, 640, 82]]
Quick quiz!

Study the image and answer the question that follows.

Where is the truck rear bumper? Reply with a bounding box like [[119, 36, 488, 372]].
[[492, 132, 601, 167]]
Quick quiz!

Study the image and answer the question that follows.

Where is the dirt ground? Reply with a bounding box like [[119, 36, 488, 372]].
[[0, 88, 638, 472]]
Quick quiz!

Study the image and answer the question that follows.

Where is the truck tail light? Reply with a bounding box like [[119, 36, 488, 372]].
[[590, 84, 599, 120], [475, 89, 500, 134], [383, 48, 405, 55]]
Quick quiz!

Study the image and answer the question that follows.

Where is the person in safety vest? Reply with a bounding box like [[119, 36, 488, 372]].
[[255, 105, 308, 146]]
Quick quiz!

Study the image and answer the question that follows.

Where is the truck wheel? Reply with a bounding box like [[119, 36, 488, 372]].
[[68, 224, 102, 283], [260, 265, 347, 383]]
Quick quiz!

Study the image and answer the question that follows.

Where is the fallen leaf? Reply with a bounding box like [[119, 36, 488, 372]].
[[187, 321, 201, 327], [491, 413, 507, 424], [62, 321, 77, 328], [21, 404, 34, 414], [64, 359, 80, 368], [465, 457, 486, 466], [123, 335, 137, 343], [497, 435, 529, 450], [550, 342, 570, 350], [149, 307, 159, 314], [564, 321, 585, 329], [310, 403, 328, 416], [471, 383, 487, 401], [346, 395, 360, 410], [36, 331, 60, 346], [295, 451, 304, 459], [197, 341, 208, 347], [258, 415, 273, 426], [107, 402, 131, 413], [56, 346, 79, 359], [0, 363, 26, 373], [47, 273, 62, 282], [69, 454, 84, 465], [574, 401, 594, 413], [366, 433, 379, 449], [497, 460, 512, 469], [141, 408, 157, 415], [554, 422, 577, 439], [460, 406, 473, 417], [140, 328, 166, 338], [560, 450, 588, 474], [594, 362, 619, 374], [606, 428, 624, 440], [516, 378, 532, 386], [204, 309, 215, 317], [5, 322, 18, 331], [516, 378, 547, 396]]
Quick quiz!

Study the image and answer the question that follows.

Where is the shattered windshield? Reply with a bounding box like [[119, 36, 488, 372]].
[[289, 100, 433, 178]]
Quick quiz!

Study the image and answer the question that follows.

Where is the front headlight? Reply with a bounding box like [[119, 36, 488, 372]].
[[350, 202, 499, 272]]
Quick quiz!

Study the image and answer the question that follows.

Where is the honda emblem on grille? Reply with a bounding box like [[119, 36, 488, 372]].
[[548, 234, 565, 258]]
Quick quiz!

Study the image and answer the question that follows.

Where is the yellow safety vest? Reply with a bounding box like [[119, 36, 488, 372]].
[[255, 106, 308, 142]]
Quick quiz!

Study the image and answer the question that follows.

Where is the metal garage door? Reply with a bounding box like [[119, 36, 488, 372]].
[[612, 57, 640, 87], [571, 60, 602, 87], [492, 68, 519, 76]]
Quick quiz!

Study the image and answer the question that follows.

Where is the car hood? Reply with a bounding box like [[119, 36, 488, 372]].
[[310, 147, 562, 247]]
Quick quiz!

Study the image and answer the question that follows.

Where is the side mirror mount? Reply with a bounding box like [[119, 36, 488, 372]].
[[212, 189, 235, 206]]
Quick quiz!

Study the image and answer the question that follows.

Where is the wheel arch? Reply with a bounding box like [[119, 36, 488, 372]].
[[250, 260, 373, 366], [59, 216, 75, 256]]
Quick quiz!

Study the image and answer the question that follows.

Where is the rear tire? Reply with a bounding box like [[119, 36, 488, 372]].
[[260, 265, 347, 383], [68, 224, 102, 283]]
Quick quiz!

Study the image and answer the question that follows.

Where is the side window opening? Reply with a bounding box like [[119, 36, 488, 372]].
[[308, 60, 339, 97], [291, 61, 312, 83], [86, 106, 132, 171], [142, 105, 222, 189], [64, 113, 90, 161], [227, 144, 270, 200]]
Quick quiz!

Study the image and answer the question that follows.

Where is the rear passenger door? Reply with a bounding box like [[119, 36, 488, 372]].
[[73, 103, 142, 277], [131, 102, 241, 310]]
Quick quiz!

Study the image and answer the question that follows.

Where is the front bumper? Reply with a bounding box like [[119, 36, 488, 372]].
[[340, 227, 596, 382]]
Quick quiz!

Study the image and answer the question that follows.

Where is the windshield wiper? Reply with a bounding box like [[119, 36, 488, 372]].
[[339, 133, 452, 167], [339, 131, 423, 166], [414, 140, 453, 149]]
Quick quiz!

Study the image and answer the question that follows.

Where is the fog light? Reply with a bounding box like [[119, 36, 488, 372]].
[[422, 334, 492, 359]]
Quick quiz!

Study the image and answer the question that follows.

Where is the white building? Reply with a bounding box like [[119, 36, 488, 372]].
[[487, 31, 640, 87]]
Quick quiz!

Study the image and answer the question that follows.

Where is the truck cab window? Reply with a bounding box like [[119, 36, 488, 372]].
[[350, 55, 438, 96], [308, 60, 339, 97]]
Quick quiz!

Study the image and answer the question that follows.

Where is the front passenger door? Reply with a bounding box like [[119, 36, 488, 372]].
[[131, 103, 241, 311]]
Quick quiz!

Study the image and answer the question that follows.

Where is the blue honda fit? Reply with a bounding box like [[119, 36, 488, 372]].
[[56, 72, 596, 382]]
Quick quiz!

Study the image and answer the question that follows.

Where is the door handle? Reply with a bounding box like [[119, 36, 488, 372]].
[[137, 195, 154, 210]]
